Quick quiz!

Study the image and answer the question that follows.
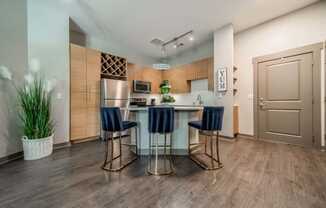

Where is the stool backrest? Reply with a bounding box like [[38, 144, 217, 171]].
[[101, 107, 123, 132], [201, 106, 224, 131], [148, 107, 174, 133]]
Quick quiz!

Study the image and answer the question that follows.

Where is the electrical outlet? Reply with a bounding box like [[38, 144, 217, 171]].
[[56, 93, 63, 99]]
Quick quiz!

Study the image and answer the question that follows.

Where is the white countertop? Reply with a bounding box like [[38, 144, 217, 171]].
[[125, 105, 203, 111]]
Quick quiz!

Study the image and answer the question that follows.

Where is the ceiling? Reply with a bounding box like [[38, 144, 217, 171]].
[[65, 0, 319, 59]]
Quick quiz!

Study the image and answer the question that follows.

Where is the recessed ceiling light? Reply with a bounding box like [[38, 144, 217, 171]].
[[189, 34, 194, 41]]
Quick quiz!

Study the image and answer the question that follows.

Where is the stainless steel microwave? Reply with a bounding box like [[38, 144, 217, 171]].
[[133, 80, 151, 94]]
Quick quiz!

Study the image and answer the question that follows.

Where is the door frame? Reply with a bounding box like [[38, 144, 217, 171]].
[[253, 42, 323, 147]]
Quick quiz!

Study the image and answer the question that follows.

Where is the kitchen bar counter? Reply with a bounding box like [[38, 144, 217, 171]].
[[126, 105, 203, 111], [128, 105, 203, 155]]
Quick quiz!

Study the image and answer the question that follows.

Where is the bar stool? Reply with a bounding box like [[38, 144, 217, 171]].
[[147, 107, 174, 175], [101, 107, 138, 171], [188, 106, 224, 170]]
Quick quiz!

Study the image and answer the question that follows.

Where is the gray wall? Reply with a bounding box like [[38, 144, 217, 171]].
[[27, 0, 70, 144], [0, 0, 28, 158], [168, 39, 214, 67], [234, 1, 326, 135], [214, 24, 234, 137], [1, 0, 156, 158]]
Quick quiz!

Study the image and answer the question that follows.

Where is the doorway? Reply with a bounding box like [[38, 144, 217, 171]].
[[253, 43, 322, 147]]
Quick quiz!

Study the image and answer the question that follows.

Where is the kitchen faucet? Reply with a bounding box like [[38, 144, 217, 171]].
[[196, 94, 203, 105]]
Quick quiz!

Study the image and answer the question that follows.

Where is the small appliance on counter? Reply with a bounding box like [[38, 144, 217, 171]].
[[133, 80, 151, 94], [129, 97, 147, 106], [150, 98, 156, 106]]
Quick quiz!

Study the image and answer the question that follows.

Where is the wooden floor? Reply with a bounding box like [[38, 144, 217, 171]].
[[1, 138, 326, 208]]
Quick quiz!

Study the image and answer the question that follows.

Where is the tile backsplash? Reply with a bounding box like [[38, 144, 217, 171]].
[[130, 90, 217, 106]]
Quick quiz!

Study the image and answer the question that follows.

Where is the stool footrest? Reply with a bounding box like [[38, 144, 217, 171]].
[[102, 156, 137, 172], [189, 154, 223, 170]]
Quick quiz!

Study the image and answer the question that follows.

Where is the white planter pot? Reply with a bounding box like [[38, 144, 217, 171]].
[[22, 134, 54, 160]]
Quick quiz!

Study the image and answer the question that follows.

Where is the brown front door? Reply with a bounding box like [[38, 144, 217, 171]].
[[258, 53, 313, 146]]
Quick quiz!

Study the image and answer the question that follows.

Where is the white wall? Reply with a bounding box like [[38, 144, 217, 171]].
[[26, 0, 159, 146], [0, 0, 27, 158], [191, 79, 208, 92], [214, 24, 234, 137], [234, 1, 326, 135], [168, 39, 214, 67], [27, 0, 70, 144]]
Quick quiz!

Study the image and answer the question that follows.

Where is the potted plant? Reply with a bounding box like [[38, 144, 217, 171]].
[[18, 78, 54, 160], [0, 64, 55, 160], [159, 80, 175, 104]]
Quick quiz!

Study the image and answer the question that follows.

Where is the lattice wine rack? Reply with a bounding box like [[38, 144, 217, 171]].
[[101, 53, 127, 79]]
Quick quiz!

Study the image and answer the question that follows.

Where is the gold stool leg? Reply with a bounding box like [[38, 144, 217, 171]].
[[147, 133, 174, 176], [188, 129, 223, 171], [102, 131, 137, 172], [135, 127, 138, 156], [148, 133, 152, 172], [216, 132, 223, 167], [169, 133, 174, 172]]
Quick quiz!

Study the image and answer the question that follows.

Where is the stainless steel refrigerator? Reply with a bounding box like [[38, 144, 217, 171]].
[[100, 78, 129, 139]]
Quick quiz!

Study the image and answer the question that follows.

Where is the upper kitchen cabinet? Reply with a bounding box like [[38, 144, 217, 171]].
[[162, 67, 190, 94], [127, 57, 213, 94], [207, 57, 214, 91], [187, 58, 209, 80], [87, 48, 101, 93], [70, 44, 87, 93], [127, 63, 162, 94], [142, 67, 162, 94]]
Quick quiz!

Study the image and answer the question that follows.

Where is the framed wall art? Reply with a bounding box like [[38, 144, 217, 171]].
[[217, 67, 227, 92]]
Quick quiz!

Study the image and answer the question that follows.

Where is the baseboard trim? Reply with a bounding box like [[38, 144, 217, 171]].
[[219, 135, 237, 142], [0, 151, 24, 166], [53, 142, 71, 150], [237, 134, 255, 140], [70, 136, 100, 144], [0, 141, 72, 166]]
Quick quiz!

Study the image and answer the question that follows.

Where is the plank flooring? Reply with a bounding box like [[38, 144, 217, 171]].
[[0, 138, 326, 208]]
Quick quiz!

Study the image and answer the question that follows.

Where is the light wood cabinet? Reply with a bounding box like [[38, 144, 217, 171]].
[[127, 63, 162, 94], [70, 44, 101, 142], [207, 57, 214, 91], [142, 67, 162, 94], [127, 57, 213, 94], [162, 67, 190, 93], [187, 58, 208, 80], [233, 105, 239, 136]]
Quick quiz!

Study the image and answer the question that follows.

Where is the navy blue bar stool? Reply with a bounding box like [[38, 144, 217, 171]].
[[148, 107, 174, 175], [188, 106, 224, 170], [101, 107, 138, 171]]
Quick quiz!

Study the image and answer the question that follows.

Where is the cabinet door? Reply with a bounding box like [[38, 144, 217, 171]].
[[127, 63, 144, 91], [70, 44, 87, 93], [70, 44, 87, 141], [163, 68, 189, 93], [142, 68, 162, 94], [86, 48, 101, 138], [86, 92, 100, 137], [70, 92, 87, 140], [86, 48, 101, 93], [207, 57, 214, 91], [196, 59, 208, 79]]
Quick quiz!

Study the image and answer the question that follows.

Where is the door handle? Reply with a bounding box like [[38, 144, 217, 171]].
[[259, 97, 265, 109]]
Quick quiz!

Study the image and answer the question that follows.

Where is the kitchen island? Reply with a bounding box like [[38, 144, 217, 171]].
[[127, 106, 203, 155]]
